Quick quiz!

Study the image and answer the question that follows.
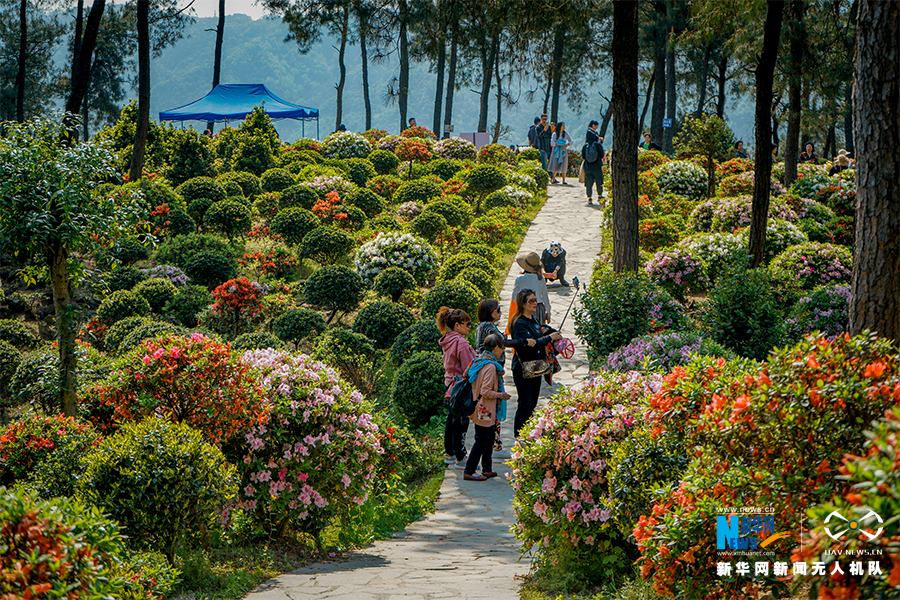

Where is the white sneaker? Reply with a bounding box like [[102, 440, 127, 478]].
[[444, 454, 455, 465], [454, 457, 468, 470]]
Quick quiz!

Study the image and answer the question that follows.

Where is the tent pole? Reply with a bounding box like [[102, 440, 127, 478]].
[[317, 118, 319, 140]]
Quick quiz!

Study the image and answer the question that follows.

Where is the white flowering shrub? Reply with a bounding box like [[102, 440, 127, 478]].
[[322, 131, 373, 159], [736, 218, 808, 262], [354, 231, 438, 286], [653, 160, 708, 199], [507, 172, 539, 193], [433, 137, 477, 161]]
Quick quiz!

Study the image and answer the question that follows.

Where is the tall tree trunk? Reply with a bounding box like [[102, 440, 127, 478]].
[[477, 31, 498, 133], [663, 29, 676, 153], [639, 67, 656, 134], [849, 0, 900, 341], [748, 0, 784, 269], [824, 124, 835, 159], [492, 55, 502, 143], [82, 79, 89, 139], [129, 0, 150, 182], [612, 0, 639, 273], [16, 0, 26, 122], [843, 81, 853, 155], [442, 26, 457, 139], [334, 7, 348, 132], [432, 32, 445, 137], [46, 243, 76, 416], [650, 1, 666, 145], [599, 102, 612, 139], [207, 0, 225, 133], [542, 65, 552, 115], [398, 0, 409, 132], [359, 17, 372, 131], [716, 53, 727, 118], [695, 42, 711, 116], [71, 0, 83, 83], [783, 0, 805, 187], [65, 0, 105, 117], [549, 26, 565, 123]]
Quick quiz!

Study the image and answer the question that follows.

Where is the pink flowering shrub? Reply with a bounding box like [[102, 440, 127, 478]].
[[769, 241, 853, 292], [511, 372, 662, 586], [644, 247, 709, 300], [708, 195, 798, 233], [238, 349, 382, 542]]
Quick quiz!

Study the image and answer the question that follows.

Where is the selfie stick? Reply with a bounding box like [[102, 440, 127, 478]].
[[557, 276, 581, 330]]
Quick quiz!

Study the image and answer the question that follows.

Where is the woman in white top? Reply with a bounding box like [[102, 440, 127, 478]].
[[548, 121, 573, 185], [506, 252, 551, 332]]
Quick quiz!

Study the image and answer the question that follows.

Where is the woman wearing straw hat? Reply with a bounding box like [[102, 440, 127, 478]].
[[506, 252, 551, 333], [829, 149, 852, 176]]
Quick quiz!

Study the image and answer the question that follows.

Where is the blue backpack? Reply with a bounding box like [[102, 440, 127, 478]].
[[448, 373, 478, 417]]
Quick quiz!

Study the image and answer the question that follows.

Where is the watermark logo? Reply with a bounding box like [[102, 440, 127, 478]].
[[824, 510, 883, 542], [716, 513, 791, 550]]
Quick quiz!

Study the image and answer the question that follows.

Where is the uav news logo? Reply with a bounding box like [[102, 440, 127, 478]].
[[824, 510, 883, 542], [716, 511, 791, 551]]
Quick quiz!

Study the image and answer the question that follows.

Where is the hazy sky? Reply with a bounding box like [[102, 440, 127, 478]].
[[192, 0, 268, 20]]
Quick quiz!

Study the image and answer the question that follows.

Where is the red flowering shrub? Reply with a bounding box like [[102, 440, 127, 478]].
[[290, 138, 322, 154], [200, 277, 267, 337], [239, 248, 297, 280], [639, 214, 684, 251], [442, 176, 469, 197], [83, 333, 267, 446], [361, 128, 389, 143], [637, 149, 670, 172], [476, 143, 515, 166], [639, 169, 661, 201], [395, 138, 433, 169], [311, 190, 349, 226], [637, 333, 900, 600], [716, 157, 754, 178], [400, 125, 436, 140], [0, 414, 99, 487]]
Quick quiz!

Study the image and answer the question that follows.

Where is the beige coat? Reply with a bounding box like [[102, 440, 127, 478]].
[[470, 363, 504, 427]]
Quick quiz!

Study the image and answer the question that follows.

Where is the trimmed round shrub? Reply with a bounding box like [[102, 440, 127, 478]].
[[0, 318, 36, 348], [221, 179, 243, 197], [434, 137, 477, 161], [168, 285, 213, 327], [466, 164, 507, 201], [639, 215, 685, 252], [107, 238, 150, 265], [427, 158, 466, 181], [0, 339, 22, 395], [455, 267, 495, 298], [218, 170, 262, 199], [410, 211, 448, 242], [477, 143, 516, 165], [187, 196, 214, 224], [118, 320, 188, 355], [140, 264, 189, 287], [340, 157, 376, 186], [132, 277, 178, 313], [392, 351, 446, 428], [483, 189, 517, 210], [368, 174, 402, 202], [162, 208, 196, 237], [183, 251, 238, 288], [420, 279, 480, 320], [125, 177, 183, 210], [517, 147, 540, 161], [347, 187, 384, 217], [271, 307, 327, 347], [304, 265, 366, 321], [97, 290, 150, 325], [104, 316, 150, 354], [78, 417, 237, 561], [702, 267, 784, 360], [232, 331, 286, 351], [10, 346, 112, 413], [784, 283, 850, 342], [299, 226, 355, 265], [355, 231, 438, 286], [333, 204, 367, 230], [456, 239, 501, 262], [374, 266, 416, 302], [260, 167, 295, 193], [270, 206, 321, 246], [653, 160, 708, 198], [177, 176, 226, 204], [369, 148, 400, 175], [517, 162, 550, 190], [424, 198, 472, 228], [768, 242, 853, 292], [322, 131, 373, 159], [676, 232, 748, 284], [203, 199, 252, 240], [393, 178, 443, 205], [388, 319, 442, 365], [352, 301, 417, 349], [0, 487, 126, 599], [155, 233, 231, 270], [438, 251, 495, 281], [736, 218, 808, 263], [367, 214, 403, 232], [279, 183, 319, 210]]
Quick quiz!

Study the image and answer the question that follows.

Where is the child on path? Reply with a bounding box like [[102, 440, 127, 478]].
[[464, 334, 511, 481]]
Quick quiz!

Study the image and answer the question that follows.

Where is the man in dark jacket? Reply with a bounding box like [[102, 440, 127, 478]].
[[583, 120, 605, 205], [535, 114, 552, 173]]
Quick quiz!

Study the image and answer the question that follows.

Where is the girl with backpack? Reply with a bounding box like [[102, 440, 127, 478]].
[[463, 334, 511, 481], [438, 306, 476, 469]]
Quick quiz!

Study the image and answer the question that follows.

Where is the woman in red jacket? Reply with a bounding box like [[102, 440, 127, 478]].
[[438, 306, 475, 468]]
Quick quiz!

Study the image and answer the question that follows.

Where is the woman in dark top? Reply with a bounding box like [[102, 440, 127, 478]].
[[799, 142, 819, 164], [474, 299, 535, 368], [509, 289, 561, 438], [583, 120, 605, 205]]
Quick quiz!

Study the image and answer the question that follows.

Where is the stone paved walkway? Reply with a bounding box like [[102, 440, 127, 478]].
[[243, 183, 606, 600]]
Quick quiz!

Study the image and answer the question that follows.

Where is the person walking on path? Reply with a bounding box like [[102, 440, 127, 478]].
[[549, 121, 573, 185], [583, 120, 605, 205], [527, 117, 539, 150], [438, 306, 475, 468], [507, 252, 551, 331], [535, 114, 552, 173], [463, 334, 511, 481], [510, 289, 561, 438]]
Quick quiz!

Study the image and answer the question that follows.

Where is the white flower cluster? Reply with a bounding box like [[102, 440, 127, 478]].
[[354, 231, 437, 286], [507, 171, 538, 193], [677, 232, 742, 264], [653, 160, 708, 198], [498, 185, 533, 206], [322, 131, 373, 159]]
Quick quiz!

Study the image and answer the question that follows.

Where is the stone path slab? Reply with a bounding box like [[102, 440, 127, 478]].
[[243, 182, 605, 600]]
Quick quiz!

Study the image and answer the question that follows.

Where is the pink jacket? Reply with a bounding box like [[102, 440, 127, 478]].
[[439, 331, 476, 398], [470, 364, 503, 427]]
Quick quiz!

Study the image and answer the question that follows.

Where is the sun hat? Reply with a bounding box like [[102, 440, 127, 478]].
[[516, 252, 542, 273]]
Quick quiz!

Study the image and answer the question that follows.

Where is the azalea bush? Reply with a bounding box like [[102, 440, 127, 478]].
[[653, 160, 708, 199], [237, 349, 382, 543], [605, 330, 732, 373], [433, 137, 477, 161], [676, 232, 746, 283], [715, 157, 754, 178], [768, 241, 853, 293], [401, 125, 436, 140], [784, 283, 850, 341], [736, 218, 808, 263], [83, 333, 266, 446], [477, 143, 515, 165], [200, 277, 267, 337], [706, 195, 798, 233], [644, 247, 709, 300], [637, 149, 669, 172], [321, 131, 373, 159], [354, 231, 437, 286], [511, 372, 662, 589], [639, 215, 685, 252], [717, 171, 785, 197]]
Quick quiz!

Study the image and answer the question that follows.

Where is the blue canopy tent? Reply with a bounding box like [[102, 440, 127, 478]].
[[159, 83, 320, 138]]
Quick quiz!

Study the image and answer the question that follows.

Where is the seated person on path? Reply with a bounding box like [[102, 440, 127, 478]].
[[507, 252, 551, 332], [541, 241, 568, 286], [829, 149, 852, 175], [799, 142, 819, 164], [438, 306, 475, 469], [463, 333, 511, 481]]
